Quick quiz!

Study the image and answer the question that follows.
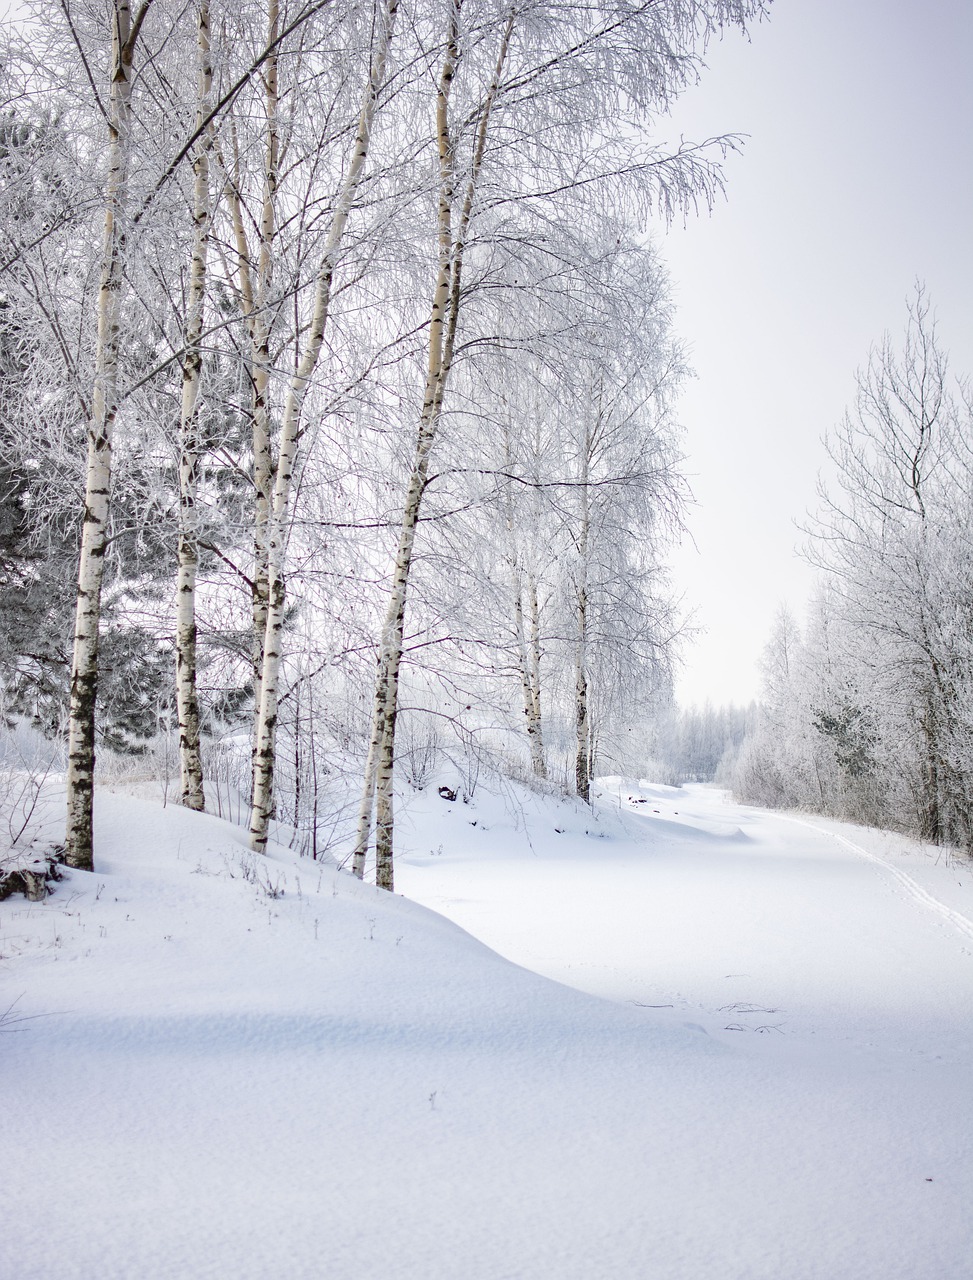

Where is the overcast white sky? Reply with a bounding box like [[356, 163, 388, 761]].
[[657, 0, 973, 707]]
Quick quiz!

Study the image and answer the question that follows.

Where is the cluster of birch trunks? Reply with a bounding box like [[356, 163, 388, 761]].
[[0, 0, 767, 881]]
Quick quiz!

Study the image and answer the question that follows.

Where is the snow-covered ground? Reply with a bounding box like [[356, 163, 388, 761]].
[[2, 776, 971, 1279]]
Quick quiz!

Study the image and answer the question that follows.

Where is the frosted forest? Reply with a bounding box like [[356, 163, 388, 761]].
[[1, 0, 745, 878], [1, 2, 971, 1277]]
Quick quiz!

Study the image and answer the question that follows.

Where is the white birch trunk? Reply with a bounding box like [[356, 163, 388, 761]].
[[575, 416, 592, 804], [525, 574, 546, 776], [371, 452, 433, 890], [359, 11, 515, 887], [511, 575, 537, 753], [248, 0, 399, 852], [507, 552, 546, 776], [502, 423, 546, 779], [350, 652, 389, 878], [175, 0, 214, 813], [250, 0, 279, 706], [575, 587, 591, 803], [217, 7, 279, 716], [64, 1, 143, 870], [526, 404, 548, 773]]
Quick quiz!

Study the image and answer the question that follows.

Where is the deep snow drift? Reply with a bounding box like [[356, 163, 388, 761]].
[[2, 776, 971, 1279]]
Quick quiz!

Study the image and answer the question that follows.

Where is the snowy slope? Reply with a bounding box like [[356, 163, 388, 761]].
[[2, 780, 972, 1279], [398, 779, 973, 1063]]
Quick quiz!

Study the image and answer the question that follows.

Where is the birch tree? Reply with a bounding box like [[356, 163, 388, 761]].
[[808, 292, 973, 845], [0, 0, 767, 871], [47, 0, 332, 861], [501, 411, 550, 779], [477, 238, 686, 796], [65, 0, 155, 871], [737, 294, 973, 848], [216, 0, 283, 709], [175, 0, 215, 813], [560, 319, 685, 797], [247, 0, 400, 853], [350, 0, 766, 883], [351, 0, 517, 888]]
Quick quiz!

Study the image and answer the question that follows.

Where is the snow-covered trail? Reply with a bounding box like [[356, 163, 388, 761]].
[[398, 782, 973, 1069], [2, 781, 972, 1279]]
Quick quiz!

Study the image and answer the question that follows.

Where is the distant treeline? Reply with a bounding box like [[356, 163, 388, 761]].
[[720, 295, 973, 854], [647, 702, 755, 785]]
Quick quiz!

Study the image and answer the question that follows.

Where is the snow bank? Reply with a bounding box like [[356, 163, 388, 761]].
[[2, 782, 972, 1278]]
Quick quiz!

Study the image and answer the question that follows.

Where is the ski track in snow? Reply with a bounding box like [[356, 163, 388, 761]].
[[776, 812, 973, 943]]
